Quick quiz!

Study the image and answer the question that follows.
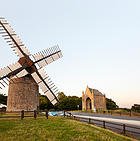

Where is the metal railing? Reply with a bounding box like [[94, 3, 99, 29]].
[[65, 112, 140, 139]]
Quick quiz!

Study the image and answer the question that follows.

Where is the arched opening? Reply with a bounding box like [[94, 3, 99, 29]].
[[86, 97, 92, 110]]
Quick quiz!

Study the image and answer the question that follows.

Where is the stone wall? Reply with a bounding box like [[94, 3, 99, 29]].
[[94, 95, 106, 111], [7, 75, 39, 111], [82, 86, 106, 111]]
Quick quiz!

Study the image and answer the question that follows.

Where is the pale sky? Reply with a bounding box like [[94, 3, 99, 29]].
[[0, 0, 140, 108]]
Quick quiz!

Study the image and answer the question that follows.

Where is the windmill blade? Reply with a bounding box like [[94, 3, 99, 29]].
[[11, 69, 29, 79], [0, 62, 28, 89], [0, 62, 22, 80], [0, 17, 30, 58], [0, 77, 10, 89], [32, 45, 62, 69], [31, 68, 59, 105]]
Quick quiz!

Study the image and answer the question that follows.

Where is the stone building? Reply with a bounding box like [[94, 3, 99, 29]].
[[7, 75, 39, 111], [82, 86, 106, 111]]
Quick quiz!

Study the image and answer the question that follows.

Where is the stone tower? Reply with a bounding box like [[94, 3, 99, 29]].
[[7, 75, 39, 111]]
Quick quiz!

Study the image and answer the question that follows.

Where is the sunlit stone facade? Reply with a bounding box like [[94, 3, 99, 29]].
[[82, 86, 106, 112]]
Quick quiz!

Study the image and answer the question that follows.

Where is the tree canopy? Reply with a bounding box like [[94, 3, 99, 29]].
[[131, 104, 140, 113], [39, 92, 82, 111], [106, 98, 119, 110], [56, 92, 82, 110], [39, 95, 54, 110]]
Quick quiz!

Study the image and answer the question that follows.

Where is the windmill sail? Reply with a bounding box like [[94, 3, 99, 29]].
[[0, 18, 62, 111], [0, 62, 22, 80], [11, 69, 29, 79], [0, 62, 28, 89], [31, 68, 59, 105], [32, 45, 62, 69], [0, 17, 30, 58], [0, 78, 10, 89]]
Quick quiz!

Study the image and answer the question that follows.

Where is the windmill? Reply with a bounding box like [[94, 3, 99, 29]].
[[0, 18, 62, 111]]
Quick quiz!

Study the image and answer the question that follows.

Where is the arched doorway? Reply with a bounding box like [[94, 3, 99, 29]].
[[86, 97, 92, 110]]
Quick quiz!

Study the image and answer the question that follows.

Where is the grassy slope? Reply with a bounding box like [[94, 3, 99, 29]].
[[0, 117, 134, 141]]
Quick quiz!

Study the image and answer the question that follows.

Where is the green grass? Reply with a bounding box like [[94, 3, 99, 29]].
[[0, 117, 135, 141]]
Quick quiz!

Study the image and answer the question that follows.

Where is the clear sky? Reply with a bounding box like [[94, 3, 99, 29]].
[[0, 0, 140, 108]]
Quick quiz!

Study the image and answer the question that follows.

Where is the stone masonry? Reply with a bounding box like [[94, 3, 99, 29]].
[[82, 86, 106, 112], [7, 75, 39, 111]]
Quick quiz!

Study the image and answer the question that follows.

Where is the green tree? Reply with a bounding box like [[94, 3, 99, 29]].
[[131, 104, 140, 113], [39, 92, 82, 111], [57, 92, 66, 101], [39, 95, 54, 110], [106, 98, 119, 110], [56, 92, 82, 111]]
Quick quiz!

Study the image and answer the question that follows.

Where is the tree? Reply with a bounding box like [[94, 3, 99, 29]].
[[106, 98, 119, 110], [39, 92, 82, 111], [57, 92, 66, 101], [56, 92, 82, 111], [39, 95, 54, 110], [0, 94, 7, 105], [131, 104, 140, 113]]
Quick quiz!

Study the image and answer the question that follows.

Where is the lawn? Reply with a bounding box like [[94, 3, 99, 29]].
[[0, 116, 134, 141]]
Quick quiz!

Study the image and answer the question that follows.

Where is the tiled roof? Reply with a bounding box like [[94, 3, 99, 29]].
[[88, 87, 104, 96]]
